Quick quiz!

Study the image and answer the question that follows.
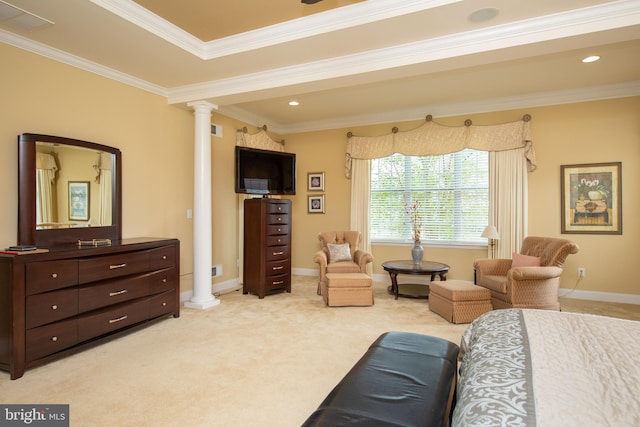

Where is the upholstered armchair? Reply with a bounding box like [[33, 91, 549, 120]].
[[474, 236, 579, 310], [313, 231, 374, 295]]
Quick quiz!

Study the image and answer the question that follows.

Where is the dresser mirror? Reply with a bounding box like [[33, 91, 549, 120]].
[[18, 133, 122, 247]]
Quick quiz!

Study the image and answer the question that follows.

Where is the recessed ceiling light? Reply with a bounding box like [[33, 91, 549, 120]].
[[582, 55, 600, 63], [469, 8, 499, 23], [288, 101, 299, 106]]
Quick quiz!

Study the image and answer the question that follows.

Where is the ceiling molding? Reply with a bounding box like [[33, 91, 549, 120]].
[[0, 28, 168, 97], [259, 81, 640, 135], [168, 0, 640, 105]]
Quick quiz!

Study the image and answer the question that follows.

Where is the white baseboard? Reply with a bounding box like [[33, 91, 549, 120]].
[[180, 278, 241, 303]]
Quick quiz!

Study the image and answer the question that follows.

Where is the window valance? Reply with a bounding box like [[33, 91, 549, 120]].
[[236, 126, 285, 152], [345, 115, 535, 177]]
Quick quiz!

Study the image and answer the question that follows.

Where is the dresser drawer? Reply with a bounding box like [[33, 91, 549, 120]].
[[266, 235, 289, 247], [78, 251, 150, 284], [148, 290, 176, 319], [147, 245, 177, 271], [266, 202, 290, 214], [78, 299, 149, 342], [266, 224, 290, 236], [26, 289, 79, 329], [26, 319, 78, 362], [78, 273, 153, 313], [265, 259, 290, 277], [265, 274, 290, 291], [266, 213, 289, 225], [265, 246, 290, 261], [26, 260, 79, 295], [149, 268, 178, 294]]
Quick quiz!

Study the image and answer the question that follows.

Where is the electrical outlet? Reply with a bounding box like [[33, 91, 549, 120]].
[[578, 267, 586, 279]]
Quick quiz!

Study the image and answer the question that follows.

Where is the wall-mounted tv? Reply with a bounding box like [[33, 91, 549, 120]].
[[235, 146, 296, 196]]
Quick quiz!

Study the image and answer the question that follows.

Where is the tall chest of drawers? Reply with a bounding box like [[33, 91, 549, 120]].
[[0, 237, 179, 379], [243, 198, 291, 298]]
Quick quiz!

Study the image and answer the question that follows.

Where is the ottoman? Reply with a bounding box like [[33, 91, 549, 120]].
[[324, 273, 373, 307], [429, 280, 492, 324]]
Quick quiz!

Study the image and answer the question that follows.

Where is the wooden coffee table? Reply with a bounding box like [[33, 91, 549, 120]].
[[382, 260, 450, 300]]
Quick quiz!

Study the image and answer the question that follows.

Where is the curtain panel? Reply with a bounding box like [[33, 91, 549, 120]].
[[345, 117, 535, 178]]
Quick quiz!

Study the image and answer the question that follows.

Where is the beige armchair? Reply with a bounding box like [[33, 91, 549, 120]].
[[313, 231, 374, 295], [474, 236, 579, 311]]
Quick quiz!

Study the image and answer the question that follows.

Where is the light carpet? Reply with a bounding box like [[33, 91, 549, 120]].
[[1, 275, 637, 426]]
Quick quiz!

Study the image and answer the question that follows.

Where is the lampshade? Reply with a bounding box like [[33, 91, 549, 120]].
[[481, 225, 500, 240]]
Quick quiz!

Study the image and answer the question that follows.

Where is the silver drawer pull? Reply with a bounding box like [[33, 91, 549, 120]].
[[278, 217, 282, 221], [162, 255, 167, 260], [162, 279, 167, 283], [273, 251, 284, 256], [277, 207, 282, 211], [109, 263, 127, 270], [273, 281, 284, 285], [272, 266, 283, 270], [109, 315, 128, 324], [162, 302, 167, 307], [277, 228, 281, 232], [51, 336, 58, 342], [51, 304, 58, 310], [109, 289, 128, 297], [51, 273, 58, 279]]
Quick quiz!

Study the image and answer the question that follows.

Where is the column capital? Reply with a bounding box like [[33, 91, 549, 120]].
[[187, 100, 219, 112]]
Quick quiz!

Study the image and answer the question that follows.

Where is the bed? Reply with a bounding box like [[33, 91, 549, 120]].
[[452, 308, 640, 426]]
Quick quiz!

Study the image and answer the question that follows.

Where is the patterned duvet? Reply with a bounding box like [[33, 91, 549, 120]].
[[452, 309, 640, 426]]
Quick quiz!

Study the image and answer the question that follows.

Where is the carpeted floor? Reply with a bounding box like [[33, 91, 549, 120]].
[[1, 275, 638, 426]]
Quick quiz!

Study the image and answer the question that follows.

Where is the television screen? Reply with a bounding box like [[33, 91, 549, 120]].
[[235, 146, 296, 195]]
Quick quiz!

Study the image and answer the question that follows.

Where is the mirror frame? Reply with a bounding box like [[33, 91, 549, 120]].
[[18, 133, 122, 247]]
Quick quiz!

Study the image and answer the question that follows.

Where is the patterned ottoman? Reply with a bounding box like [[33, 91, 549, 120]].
[[429, 280, 492, 324]]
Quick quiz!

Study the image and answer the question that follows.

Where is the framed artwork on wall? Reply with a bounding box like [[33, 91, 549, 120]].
[[69, 181, 90, 221], [307, 172, 325, 191], [308, 195, 325, 214], [560, 162, 622, 234]]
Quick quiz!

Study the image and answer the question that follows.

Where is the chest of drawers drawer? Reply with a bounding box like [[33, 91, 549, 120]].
[[266, 259, 290, 277], [148, 290, 176, 319], [266, 213, 289, 225], [266, 202, 290, 215], [78, 273, 152, 312], [266, 235, 289, 247], [26, 288, 79, 329], [148, 245, 176, 271], [78, 250, 151, 283], [26, 319, 78, 362], [266, 224, 290, 236], [265, 274, 290, 291], [26, 260, 78, 295], [265, 246, 290, 261], [78, 298, 150, 342]]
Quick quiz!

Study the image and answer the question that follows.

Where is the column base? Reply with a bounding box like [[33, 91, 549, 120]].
[[184, 297, 220, 310]]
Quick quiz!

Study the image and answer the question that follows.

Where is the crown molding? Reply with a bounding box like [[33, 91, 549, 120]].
[[167, 0, 640, 104], [263, 81, 640, 135]]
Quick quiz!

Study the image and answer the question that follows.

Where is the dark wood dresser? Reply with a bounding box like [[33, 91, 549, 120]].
[[0, 237, 179, 379], [243, 198, 291, 298]]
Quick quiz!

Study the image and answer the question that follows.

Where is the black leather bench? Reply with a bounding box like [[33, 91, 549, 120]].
[[302, 331, 459, 427]]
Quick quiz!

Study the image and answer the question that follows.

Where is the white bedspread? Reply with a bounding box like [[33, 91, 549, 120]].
[[452, 309, 640, 426]]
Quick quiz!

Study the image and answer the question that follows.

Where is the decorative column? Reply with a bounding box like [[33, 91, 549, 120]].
[[185, 101, 220, 310]]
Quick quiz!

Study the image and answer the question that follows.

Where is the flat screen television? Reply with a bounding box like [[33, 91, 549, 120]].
[[235, 146, 296, 196]]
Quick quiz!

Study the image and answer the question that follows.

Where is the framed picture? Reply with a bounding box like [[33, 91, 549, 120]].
[[308, 195, 325, 214], [69, 181, 90, 221], [307, 172, 325, 191], [561, 162, 622, 234]]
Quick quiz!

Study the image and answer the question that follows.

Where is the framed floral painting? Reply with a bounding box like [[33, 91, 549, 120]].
[[560, 162, 621, 234]]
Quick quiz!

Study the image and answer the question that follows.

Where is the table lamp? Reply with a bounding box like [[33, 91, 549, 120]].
[[481, 225, 500, 258]]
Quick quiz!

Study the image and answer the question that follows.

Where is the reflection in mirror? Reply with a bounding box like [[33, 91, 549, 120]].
[[35, 142, 114, 229]]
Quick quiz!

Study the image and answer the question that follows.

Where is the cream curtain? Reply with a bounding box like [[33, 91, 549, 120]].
[[35, 152, 58, 225], [489, 148, 529, 258], [236, 128, 286, 280], [94, 152, 113, 226], [350, 159, 372, 273], [346, 116, 535, 254]]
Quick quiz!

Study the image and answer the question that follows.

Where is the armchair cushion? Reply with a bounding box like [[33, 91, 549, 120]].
[[512, 253, 541, 267], [327, 243, 352, 262]]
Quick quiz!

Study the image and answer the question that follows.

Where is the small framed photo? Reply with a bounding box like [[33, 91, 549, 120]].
[[308, 195, 325, 214], [307, 172, 325, 191], [561, 162, 622, 234], [69, 181, 90, 221]]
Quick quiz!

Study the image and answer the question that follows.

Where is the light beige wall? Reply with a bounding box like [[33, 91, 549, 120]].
[[0, 43, 197, 292], [287, 98, 640, 296]]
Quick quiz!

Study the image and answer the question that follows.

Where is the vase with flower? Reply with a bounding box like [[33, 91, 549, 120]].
[[405, 201, 424, 265], [575, 178, 609, 202]]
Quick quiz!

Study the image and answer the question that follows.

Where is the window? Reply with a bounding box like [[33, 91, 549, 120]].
[[370, 149, 488, 245]]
